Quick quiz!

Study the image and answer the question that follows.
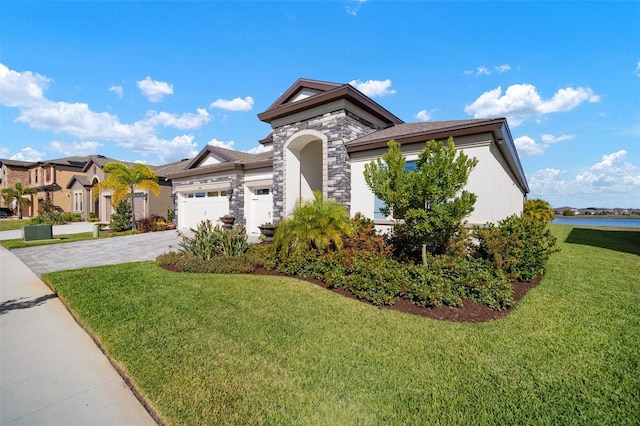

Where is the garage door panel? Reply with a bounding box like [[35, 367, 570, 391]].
[[179, 191, 229, 230]]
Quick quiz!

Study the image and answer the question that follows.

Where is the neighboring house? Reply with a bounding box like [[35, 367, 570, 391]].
[[1, 157, 88, 217], [30, 157, 89, 215], [0, 159, 35, 217], [72, 155, 189, 222], [167, 78, 529, 237]]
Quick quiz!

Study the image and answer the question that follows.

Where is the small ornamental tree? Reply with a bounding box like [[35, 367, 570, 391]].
[[93, 162, 160, 230], [364, 138, 478, 263], [524, 198, 555, 222]]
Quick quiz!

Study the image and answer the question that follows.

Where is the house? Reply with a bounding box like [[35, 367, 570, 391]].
[[167, 78, 529, 237], [0, 159, 35, 216], [68, 155, 189, 222], [0, 157, 88, 217]]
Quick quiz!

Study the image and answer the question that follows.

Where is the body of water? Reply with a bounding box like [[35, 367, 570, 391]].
[[552, 217, 640, 228]]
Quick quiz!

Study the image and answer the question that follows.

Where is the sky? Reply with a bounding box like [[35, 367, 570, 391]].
[[1, 1, 638, 208]]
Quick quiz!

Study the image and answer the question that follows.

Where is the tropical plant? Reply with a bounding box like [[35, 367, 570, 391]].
[[1, 182, 37, 219], [364, 138, 478, 263], [93, 162, 160, 230], [524, 198, 555, 222], [272, 191, 353, 259], [178, 220, 249, 260]]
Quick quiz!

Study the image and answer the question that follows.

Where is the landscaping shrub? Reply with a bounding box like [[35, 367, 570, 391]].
[[156, 249, 264, 274], [475, 215, 559, 282], [324, 251, 407, 305], [110, 200, 133, 232], [273, 192, 353, 259], [343, 213, 391, 256], [30, 211, 64, 225], [88, 212, 100, 222], [178, 220, 248, 260], [136, 217, 156, 233], [60, 212, 82, 222]]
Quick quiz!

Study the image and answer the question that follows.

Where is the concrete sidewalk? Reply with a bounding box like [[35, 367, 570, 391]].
[[0, 247, 157, 425]]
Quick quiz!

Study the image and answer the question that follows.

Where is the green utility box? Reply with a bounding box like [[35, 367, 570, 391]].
[[22, 224, 53, 241]]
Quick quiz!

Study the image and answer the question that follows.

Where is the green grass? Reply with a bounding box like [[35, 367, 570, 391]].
[[0, 219, 30, 231], [1, 230, 138, 249], [43, 224, 640, 425]]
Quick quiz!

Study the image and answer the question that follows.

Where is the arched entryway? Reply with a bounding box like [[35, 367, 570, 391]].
[[283, 130, 326, 215]]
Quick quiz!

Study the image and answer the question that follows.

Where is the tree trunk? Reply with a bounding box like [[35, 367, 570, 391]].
[[130, 194, 137, 230], [421, 243, 428, 266]]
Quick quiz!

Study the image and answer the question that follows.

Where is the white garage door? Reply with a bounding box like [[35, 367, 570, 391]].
[[178, 190, 230, 230]]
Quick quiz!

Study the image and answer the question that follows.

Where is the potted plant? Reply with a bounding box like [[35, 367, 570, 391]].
[[258, 222, 277, 242], [219, 214, 236, 230]]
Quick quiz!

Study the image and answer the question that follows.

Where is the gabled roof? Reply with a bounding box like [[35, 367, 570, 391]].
[[81, 155, 122, 172], [66, 174, 91, 189], [257, 78, 403, 127], [168, 145, 273, 179]]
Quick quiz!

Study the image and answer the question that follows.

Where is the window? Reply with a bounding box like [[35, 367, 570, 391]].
[[255, 188, 270, 195], [34, 170, 38, 183], [45, 167, 52, 182], [73, 191, 83, 212], [207, 191, 219, 197], [195, 192, 206, 198], [220, 190, 228, 197]]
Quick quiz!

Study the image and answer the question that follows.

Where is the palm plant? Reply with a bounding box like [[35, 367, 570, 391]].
[[1, 182, 37, 219], [523, 198, 555, 223], [273, 191, 353, 258], [93, 162, 160, 230]]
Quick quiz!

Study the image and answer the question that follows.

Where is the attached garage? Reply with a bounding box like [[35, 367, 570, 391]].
[[177, 189, 230, 230]]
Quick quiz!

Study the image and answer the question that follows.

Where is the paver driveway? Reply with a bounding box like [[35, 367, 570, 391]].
[[12, 230, 185, 277]]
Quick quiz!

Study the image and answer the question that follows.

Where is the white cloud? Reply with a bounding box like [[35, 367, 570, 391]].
[[465, 84, 599, 125], [529, 151, 640, 207], [349, 79, 395, 98], [0, 147, 9, 158], [9, 147, 45, 162], [415, 110, 432, 121], [541, 133, 575, 144], [476, 66, 491, 76], [154, 135, 200, 164], [495, 64, 511, 74], [514, 136, 545, 156], [209, 96, 254, 111], [345, 0, 367, 16], [635, 60, 640, 78], [109, 85, 123, 98], [0, 63, 51, 108], [47, 140, 102, 156], [136, 76, 173, 102], [142, 108, 211, 130], [515, 133, 576, 156], [245, 144, 273, 154], [207, 138, 235, 149], [463, 70, 474, 76]]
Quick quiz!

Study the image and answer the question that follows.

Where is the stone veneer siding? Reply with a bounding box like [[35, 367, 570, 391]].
[[271, 109, 380, 221]]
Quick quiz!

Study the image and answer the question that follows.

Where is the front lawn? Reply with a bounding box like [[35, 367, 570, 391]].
[[43, 225, 640, 425], [0, 230, 138, 249], [0, 219, 30, 231]]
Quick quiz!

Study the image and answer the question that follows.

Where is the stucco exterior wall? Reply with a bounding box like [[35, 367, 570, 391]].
[[349, 134, 526, 227]]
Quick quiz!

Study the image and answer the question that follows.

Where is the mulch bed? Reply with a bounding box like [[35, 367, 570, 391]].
[[163, 264, 537, 323]]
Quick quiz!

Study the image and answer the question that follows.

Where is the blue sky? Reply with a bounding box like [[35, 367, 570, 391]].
[[1, 1, 638, 208]]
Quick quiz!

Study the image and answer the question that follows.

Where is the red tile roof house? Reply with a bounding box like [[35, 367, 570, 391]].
[[167, 78, 529, 239]]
